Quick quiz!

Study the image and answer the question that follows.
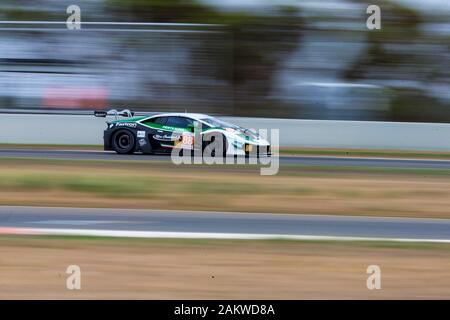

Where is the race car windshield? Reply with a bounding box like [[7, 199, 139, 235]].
[[200, 117, 239, 129]]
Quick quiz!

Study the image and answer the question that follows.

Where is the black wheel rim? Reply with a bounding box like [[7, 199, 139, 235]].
[[117, 134, 130, 150]]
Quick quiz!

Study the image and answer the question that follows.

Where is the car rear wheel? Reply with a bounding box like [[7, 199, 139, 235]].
[[112, 130, 135, 154]]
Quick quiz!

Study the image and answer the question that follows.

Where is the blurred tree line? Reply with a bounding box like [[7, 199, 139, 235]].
[[109, 0, 304, 117], [345, 0, 450, 122]]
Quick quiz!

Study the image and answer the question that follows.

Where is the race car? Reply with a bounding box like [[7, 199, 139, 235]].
[[94, 109, 271, 157]]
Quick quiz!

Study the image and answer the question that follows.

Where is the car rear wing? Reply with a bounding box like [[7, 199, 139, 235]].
[[94, 109, 134, 121]]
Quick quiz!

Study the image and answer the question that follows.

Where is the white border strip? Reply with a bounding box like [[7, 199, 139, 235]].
[[2, 227, 450, 243], [0, 21, 223, 27]]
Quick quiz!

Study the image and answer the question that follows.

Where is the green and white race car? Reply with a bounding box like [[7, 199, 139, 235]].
[[95, 110, 271, 157]]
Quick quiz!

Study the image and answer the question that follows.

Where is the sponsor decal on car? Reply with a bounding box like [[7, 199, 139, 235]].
[[174, 134, 194, 149], [115, 122, 137, 128], [137, 131, 146, 138], [138, 139, 146, 146], [154, 134, 173, 142]]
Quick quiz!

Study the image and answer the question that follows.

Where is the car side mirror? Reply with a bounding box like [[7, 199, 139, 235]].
[[187, 124, 195, 132]]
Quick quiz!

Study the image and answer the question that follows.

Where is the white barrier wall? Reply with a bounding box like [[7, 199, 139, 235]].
[[225, 117, 450, 151], [1, 114, 450, 151]]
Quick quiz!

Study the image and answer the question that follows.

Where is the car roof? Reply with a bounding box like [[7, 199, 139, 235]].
[[148, 113, 213, 121]]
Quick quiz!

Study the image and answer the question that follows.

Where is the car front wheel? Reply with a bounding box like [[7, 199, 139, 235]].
[[202, 133, 227, 158]]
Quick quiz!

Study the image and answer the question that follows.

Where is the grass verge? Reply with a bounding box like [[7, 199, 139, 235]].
[[0, 158, 449, 218]]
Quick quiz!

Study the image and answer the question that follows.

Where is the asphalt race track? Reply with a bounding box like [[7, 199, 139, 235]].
[[1, 206, 450, 242], [1, 149, 450, 169], [1, 149, 449, 242]]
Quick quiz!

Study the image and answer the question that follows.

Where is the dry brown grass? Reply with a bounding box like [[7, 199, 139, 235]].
[[1, 237, 450, 299], [0, 159, 449, 218]]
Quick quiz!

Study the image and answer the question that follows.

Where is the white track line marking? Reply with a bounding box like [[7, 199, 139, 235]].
[[0, 21, 222, 27], [1, 227, 450, 243]]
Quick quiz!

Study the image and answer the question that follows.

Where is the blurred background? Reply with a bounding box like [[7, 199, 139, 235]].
[[1, 1, 450, 301], [0, 0, 449, 122]]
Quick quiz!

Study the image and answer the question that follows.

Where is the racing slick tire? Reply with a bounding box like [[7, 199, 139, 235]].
[[112, 130, 135, 154], [202, 133, 227, 158]]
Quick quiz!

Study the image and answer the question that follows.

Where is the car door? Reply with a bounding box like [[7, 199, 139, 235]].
[[140, 116, 171, 152], [163, 116, 195, 150]]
